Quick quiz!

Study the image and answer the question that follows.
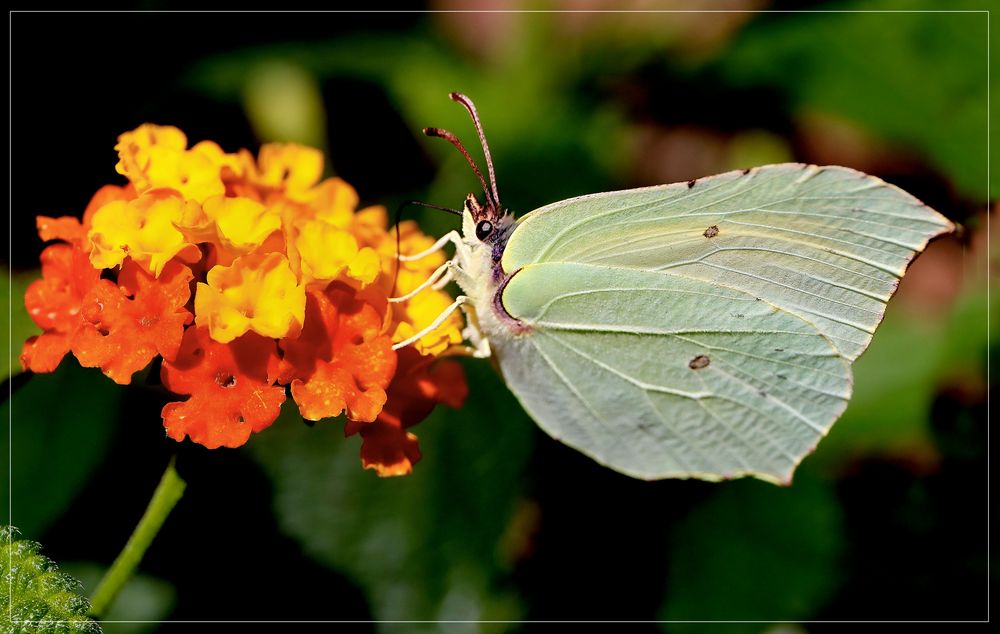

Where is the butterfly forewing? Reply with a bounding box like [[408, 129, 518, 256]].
[[501, 164, 954, 361]]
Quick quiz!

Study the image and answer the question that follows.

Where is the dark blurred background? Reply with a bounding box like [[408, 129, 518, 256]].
[[6, 3, 993, 630]]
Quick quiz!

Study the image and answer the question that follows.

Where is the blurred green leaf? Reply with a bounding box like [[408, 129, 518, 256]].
[[1, 363, 122, 536], [1, 525, 101, 633], [63, 563, 175, 634], [715, 1, 991, 200], [243, 61, 327, 150], [658, 471, 843, 630], [2, 268, 41, 382], [247, 360, 533, 628]]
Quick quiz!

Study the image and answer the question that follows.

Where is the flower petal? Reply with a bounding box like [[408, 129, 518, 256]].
[[72, 259, 193, 384], [161, 326, 285, 448], [344, 347, 467, 477], [280, 284, 396, 422], [88, 189, 202, 277], [19, 245, 100, 373], [195, 252, 306, 343]]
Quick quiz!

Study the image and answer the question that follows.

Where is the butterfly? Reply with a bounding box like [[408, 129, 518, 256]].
[[392, 92, 954, 484]]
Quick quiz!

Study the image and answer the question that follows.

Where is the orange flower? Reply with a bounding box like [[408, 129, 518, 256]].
[[71, 259, 193, 385], [21, 123, 470, 472], [345, 347, 467, 476], [20, 245, 99, 373], [278, 284, 396, 422], [161, 327, 286, 449]]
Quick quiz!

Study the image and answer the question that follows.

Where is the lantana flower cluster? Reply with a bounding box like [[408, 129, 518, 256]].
[[21, 124, 467, 476]]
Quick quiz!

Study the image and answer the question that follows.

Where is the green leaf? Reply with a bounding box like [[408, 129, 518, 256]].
[[658, 470, 844, 630], [242, 61, 328, 150], [1, 268, 41, 382], [714, 0, 992, 200], [1, 525, 102, 633], [247, 360, 533, 627], [1, 362, 122, 536]]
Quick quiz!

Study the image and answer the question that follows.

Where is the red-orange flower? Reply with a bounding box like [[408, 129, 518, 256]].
[[345, 347, 468, 476], [20, 245, 99, 373], [71, 259, 193, 384], [161, 326, 286, 449], [278, 284, 396, 422]]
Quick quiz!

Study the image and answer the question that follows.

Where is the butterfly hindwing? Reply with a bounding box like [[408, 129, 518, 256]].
[[496, 263, 850, 482]]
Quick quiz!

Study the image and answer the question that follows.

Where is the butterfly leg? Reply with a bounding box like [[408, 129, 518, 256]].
[[398, 230, 463, 262], [391, 295, 469, 351], [388, 261, 452, 303], [458, 302, 491, 358]]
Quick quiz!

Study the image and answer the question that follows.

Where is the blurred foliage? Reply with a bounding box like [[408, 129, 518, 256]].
[[1, 525, 101, 633], [248, 361, 533, 626], [1, 363, 122, 538], [658, 471, 844, 629], [713, 0, 993, 200], [243, 61, 328, 152]]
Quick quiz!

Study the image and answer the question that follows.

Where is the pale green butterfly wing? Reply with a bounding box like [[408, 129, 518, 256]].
[[496, 263, 850, 482], [501, 164, 954, 361], [492, 164, 952, 481]]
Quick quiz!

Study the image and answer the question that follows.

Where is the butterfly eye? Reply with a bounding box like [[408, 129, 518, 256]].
[[475, 220, 493, 241]]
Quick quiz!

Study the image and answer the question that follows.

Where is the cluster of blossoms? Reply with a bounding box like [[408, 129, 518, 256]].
[[20, 124, 468, 476]]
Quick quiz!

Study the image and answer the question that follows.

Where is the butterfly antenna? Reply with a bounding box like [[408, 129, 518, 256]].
[[391, 200, 462, 296], [449, 92, 501, 208], [423, 127, 497, 208]]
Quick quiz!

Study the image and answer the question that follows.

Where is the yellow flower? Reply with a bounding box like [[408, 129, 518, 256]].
[[240, 143, 323, 202], [115, 124, 229, 202], [352, 205, 389, 248], [307, 177, 360, 227], [195, 252, 306, 343], [203, 196, 282, 253], [290, 218, 380, 287], [88, 190, 201, 277]]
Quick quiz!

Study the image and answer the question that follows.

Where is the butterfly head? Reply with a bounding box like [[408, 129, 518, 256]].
[[463, 192, 513, 247]]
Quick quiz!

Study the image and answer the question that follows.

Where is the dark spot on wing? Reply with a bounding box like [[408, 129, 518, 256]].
[[774, 348, 784, 352], [758, 390, 767, 397], [703, 225, 719, 238], [687, 179, 696, 188], [732, 313, 745, 319], [776, 374, 787, 380], [688, 355, 710, 370], [742, 168, 751, 175]]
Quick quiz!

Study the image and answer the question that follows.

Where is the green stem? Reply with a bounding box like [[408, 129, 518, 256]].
[[89, 456, 186, 618]]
